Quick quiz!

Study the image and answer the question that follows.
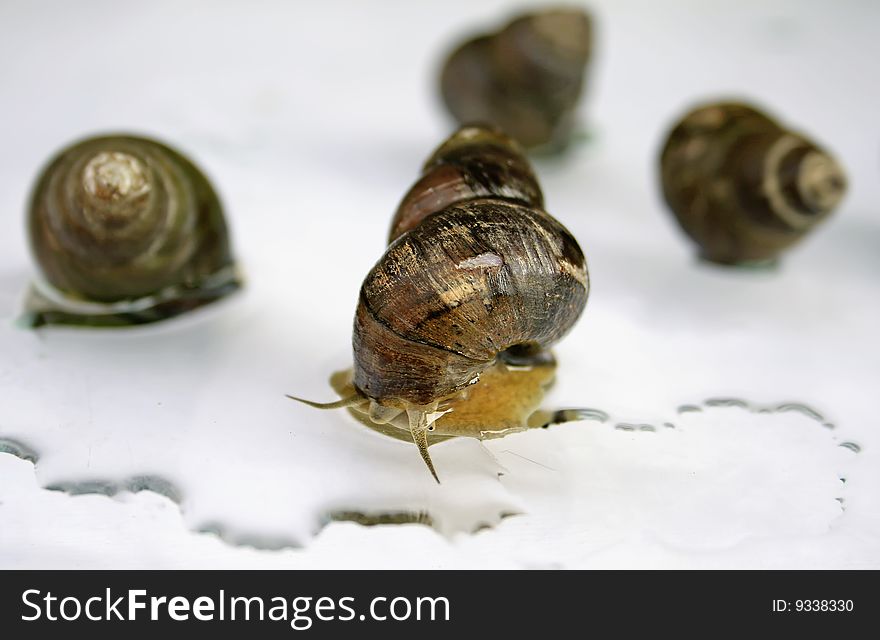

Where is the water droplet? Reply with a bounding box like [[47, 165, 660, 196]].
[[195, 522, 300, 551], [704, 398, 749, 409], [0, 438, 39, 464], [677, 404, 702, 414], [615, 423, 657, 432], [125, 476, 183, 503], [46, 480, 117, 497], [547, 408, 609, 424], [775, 402, 826, 422], [327, 510, 434, 528]]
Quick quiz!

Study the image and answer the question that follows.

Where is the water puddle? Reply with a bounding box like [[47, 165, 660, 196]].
[[0, 353, 860, 553]]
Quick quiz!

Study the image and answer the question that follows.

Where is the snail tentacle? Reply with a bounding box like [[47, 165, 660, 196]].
[[407, 408, 440, 484], [285, 393, 365, 410]]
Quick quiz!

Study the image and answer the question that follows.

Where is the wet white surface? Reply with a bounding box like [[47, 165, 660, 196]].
[[1, 0, 878, 568]]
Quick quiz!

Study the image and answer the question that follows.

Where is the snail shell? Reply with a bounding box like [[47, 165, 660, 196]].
[[439, 8, 592, 151], [356, 201, 587, 408], [659, 101, 847, 265], [389, 125, 544, 242], [27, 134, 240, 325], [292, 126, 589, 481]]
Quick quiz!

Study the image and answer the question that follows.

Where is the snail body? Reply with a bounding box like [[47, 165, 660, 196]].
[[27, 134, 240, 326], [439, 8, 592, 151], [659, 101, 846, 266], [292, 126, 589, 480]]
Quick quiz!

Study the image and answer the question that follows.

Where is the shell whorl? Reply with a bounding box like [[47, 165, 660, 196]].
[[659, 101, 846, 264], [29, 135, 234, 303], [439, 8, 592, 150], [355, 127, 588, 407], [389, 126, 543, 242]]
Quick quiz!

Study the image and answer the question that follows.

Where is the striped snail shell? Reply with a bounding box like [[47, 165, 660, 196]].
[[292, 126, 589, 481], [27, 134, 240, 326], [439, 8, 593, 151], [389, 125, 544, 242], [659, 101, 847, 266]]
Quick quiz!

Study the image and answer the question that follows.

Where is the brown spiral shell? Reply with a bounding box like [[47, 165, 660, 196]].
[[27, 134, 238, 324], [439, 8, 593, 151], [288, 125, 589, 481], [353, 125, 589, 408], [659, 101, 847, 265], [389, 126, 544, 242]]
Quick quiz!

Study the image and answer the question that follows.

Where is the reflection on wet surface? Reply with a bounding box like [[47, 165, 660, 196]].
[[0, 391, 861, 552]]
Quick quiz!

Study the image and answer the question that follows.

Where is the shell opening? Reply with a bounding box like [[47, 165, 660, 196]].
[[499, 342, 553, 367]]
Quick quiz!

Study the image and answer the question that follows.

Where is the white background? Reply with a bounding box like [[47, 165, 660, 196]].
[[0, 0, 878, 568]]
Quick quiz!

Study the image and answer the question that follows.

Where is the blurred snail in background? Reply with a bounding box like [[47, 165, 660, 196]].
[[439, 7, 593, 152], [26, 135, 241, 326], [291, 125, 589, 481], [659, 101, 847, 266]]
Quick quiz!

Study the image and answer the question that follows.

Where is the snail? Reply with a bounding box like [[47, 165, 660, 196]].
[[439, 7, 593, 152], [26, 134, 241, 326], [659, 101, 847, 266], [290, 126, 589, 481]]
